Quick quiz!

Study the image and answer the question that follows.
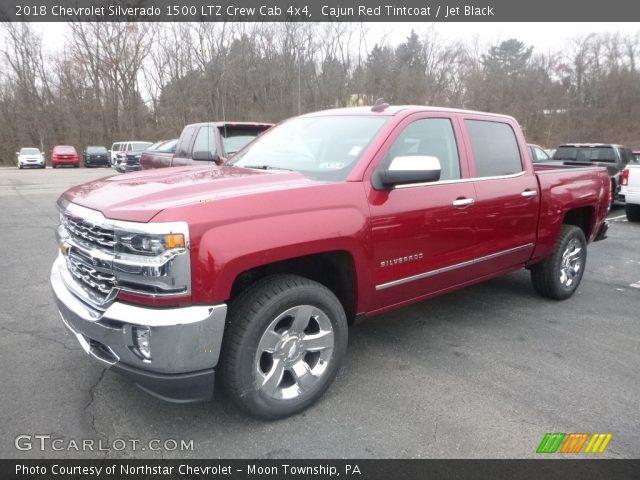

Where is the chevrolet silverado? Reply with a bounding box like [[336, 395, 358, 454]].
[[51, 105, 610, 419], [140, 122, 272, 170]]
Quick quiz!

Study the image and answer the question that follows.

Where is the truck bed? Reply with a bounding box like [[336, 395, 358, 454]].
[[532, 164, 610, 262]]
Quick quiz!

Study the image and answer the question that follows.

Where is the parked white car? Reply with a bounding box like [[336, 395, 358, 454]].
[[620, 165, 640, 221], [110, 141, 150, 167], [16, 147, 45, 169]]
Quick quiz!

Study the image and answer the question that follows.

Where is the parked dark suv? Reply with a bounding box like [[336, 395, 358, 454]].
[[83, 146, 110, 167], [552, 143, 635, 203]]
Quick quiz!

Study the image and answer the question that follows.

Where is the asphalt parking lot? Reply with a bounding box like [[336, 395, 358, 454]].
[[0, 166, 638, 459]]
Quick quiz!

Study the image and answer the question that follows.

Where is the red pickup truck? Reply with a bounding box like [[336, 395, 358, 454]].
[[140, 122, 272, 169], [51, 105, 609, 419]]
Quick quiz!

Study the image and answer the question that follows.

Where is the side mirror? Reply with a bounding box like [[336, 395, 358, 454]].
[[192, 150, 220, 163], [15, 151, 19, 155], [376, 156, 441, 188]]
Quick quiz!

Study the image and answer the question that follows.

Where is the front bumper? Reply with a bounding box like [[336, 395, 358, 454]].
[[50, 254, 227, 402], [85, 158, 109, 167], [19, 160, 45, 167]]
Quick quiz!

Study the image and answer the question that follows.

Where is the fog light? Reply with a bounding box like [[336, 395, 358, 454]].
[[133, 326, 151, 360]]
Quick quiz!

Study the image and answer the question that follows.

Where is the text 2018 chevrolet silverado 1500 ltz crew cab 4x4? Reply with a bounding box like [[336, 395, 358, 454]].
[[51, 105, 610, 419]]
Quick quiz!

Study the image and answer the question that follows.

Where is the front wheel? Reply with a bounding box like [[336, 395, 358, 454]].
[[221, 274, 348, 419], [531, 225, 587, 300]]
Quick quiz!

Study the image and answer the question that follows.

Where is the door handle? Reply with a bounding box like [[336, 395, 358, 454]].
[[521, 189, 538, 198], [452, 198, 475, 207]]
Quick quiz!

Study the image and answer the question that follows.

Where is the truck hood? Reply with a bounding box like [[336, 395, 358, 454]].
[[62, 166, 316, 222]]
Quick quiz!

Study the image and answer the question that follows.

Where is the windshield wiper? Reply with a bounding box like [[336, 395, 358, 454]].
[[241, 164, 294, 171]]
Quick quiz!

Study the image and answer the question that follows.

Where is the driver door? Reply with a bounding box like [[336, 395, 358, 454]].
[[365, 113, 478, 312]]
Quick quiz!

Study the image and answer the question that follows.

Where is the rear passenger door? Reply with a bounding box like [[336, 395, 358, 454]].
[[462, 117, 539, 272]]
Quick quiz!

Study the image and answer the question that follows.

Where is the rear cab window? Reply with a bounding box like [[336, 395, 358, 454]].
[[465, 120, 523, 177], [553, 146, 616, 163]]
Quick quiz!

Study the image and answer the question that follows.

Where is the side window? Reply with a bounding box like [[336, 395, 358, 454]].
[[176, 127, 197, 158], [465, 120, 523, 177], [113, 143, 121, 151], [192, 126, 217, 158], [384, 118, 461, 181]]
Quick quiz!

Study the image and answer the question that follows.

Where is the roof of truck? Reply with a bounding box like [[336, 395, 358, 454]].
[[301, 105, 516, 121], [185, 122, 274, 128], [558, 143, 625, 148]]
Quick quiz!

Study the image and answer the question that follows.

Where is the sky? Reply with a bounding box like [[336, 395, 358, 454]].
[[32, 21, 640, 54], [365, 22, 639, 52]]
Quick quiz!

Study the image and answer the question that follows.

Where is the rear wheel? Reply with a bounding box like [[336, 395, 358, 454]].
[[221, 274, 348, 419], [626, 203, 640, 222], [531, 225, 587, 300]]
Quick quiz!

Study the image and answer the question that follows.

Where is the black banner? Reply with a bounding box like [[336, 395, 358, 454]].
[[2, 0, 640, 22], [3, 459, 640, 480]]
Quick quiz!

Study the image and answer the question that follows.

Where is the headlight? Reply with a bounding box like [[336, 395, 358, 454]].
[[113, 221, 191, 296], [117, 232, 185, 256]]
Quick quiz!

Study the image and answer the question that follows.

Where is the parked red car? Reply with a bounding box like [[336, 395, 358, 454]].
[[51, 145, 80, 168]]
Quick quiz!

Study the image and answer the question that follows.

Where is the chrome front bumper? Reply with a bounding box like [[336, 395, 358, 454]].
[[51, 254, 227, 402]]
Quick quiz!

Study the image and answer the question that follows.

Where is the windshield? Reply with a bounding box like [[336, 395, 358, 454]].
[[86, 146, 107, 154], [223, 135, 259, 156], [147, 141, 164, 151], [230, 115, 390, 181], [221, 126, 270, 156], [130, 142, 153, 151], [157, 139, 178, 153], [553, 146, 616, 163], [20, 148, 40, 155]]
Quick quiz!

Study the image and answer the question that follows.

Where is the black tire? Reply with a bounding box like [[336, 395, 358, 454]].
[[220, 274, 348, 419], [531, 225, 587, 300], [626, 203, 640, 222]]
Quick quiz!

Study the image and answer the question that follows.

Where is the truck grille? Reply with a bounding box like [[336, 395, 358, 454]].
[[64, 215, 116, 250], [59, 207, 118, 306], [66, 252, 116, 298]]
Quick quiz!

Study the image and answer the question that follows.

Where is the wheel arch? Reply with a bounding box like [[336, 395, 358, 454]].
[[562, 206, 595, 240], [228, 251, 360, 324]]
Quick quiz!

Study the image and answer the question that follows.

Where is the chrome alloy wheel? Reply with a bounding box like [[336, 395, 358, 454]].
[[559, 238, 583, 288], [255, 305, 334, 400]]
